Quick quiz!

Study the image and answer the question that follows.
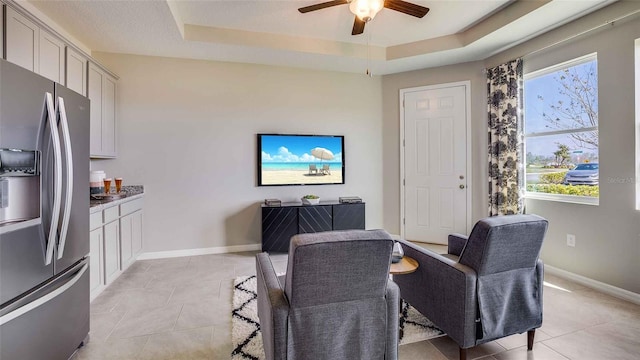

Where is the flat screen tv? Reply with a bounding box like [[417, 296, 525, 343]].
[[257, 134, 345, 186]]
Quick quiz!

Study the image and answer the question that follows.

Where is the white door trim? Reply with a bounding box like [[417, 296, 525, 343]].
[[399, 81, 473, 241]]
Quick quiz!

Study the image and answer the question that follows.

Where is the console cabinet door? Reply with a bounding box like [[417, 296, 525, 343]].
[[103, 220, 120, 284], [262, 207, 298, 252], [298, 205, 333, 233], [332, 203, 366, 230], [4, 6, 39, 72]]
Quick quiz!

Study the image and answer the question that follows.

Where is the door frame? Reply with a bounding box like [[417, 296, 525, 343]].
[[399, 81, 473, 240]]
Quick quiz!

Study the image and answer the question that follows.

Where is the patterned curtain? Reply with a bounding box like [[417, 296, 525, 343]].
[[487, 58, 524, 216]]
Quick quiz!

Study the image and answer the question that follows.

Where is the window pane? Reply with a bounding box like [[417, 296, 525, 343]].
[[525, 59, 598, 136], [524, 56, 599, 199]]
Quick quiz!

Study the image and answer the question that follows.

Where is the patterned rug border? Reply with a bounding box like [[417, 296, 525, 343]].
[[231, 275, 444, 359]]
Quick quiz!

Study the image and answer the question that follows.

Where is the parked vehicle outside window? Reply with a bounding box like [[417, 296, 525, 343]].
[[563, 163, 599, 185]]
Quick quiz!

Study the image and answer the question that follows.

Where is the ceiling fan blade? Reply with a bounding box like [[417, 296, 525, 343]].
[[384, 0, 430, 18], [298, 0, 349, 13], [352, 16, 366, 35]]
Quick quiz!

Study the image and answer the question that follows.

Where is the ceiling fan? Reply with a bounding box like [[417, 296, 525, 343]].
[[298, 0, 430, 35]]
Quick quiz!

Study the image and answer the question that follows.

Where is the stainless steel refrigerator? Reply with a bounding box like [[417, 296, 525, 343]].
[[0, 58, 90, 360]]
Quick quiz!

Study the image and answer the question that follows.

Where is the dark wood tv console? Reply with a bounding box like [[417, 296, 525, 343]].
[[261, 201, 365, 252]]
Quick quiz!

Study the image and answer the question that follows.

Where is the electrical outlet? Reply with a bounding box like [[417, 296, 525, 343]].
[[566, 234, 576, 247]]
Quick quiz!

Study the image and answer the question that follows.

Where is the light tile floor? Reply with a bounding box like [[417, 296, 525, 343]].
[[73, 249, 640, 360]]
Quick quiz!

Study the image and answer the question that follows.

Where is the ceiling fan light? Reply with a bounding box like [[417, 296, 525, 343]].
[[349, 0, 384, 22]]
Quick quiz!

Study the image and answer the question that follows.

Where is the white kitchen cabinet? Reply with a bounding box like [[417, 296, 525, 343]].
[[38, 29, 65, 83], [4, 6, 39, 72], [89, 227, 105, 301], [65, 47, 87, 96], [89, 195, 144, 301], [4, 6, 65, 83], [120, 213, 133, 270], [119, 198, 143, 271], [103, 220, 121, 285], [88, 62, 117, 158], [131, 210, 143, 256], [1, 6, 5, 59]]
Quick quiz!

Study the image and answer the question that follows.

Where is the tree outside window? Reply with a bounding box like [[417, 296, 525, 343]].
[[524, 54, 599, 200]]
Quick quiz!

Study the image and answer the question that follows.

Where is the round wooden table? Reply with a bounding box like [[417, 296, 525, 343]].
[[389, 256, 419, 275]]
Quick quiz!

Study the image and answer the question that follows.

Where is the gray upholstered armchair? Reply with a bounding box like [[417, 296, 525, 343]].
[[255, 229, 399, 360], [394, 214, 548, 360]]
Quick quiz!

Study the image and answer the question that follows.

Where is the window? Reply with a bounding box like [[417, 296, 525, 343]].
[[524, 54, 599, 204]]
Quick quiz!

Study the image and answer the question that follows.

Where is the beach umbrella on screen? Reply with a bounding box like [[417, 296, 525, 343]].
[[311, 147, 334, 161]]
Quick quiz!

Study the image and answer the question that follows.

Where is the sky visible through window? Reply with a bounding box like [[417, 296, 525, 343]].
[[525, 60, 599, 163]]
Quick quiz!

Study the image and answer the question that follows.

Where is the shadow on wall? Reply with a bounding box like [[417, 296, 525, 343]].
[[223, 203, 262, 248]]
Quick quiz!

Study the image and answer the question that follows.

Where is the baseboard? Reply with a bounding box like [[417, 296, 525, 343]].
[[545, 265, 640, 305], [136, 243, 262, 261]]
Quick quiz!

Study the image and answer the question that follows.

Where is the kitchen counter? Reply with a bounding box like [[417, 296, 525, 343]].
[[90, 185, 144, 213]]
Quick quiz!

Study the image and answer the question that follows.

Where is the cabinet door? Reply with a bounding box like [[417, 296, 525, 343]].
[[298, 205, 333, 233], [88, 62, 117, 158], [1, 5, 4, 59], [4, 6, 39, 72], [119, 213, 133, 270], [103, 220, 120, 284], [88, 63, 103, 157], [65, 47, 87, 95], [262, 207, 297, 252], [89, 228, 104, 296], [102, 74, 117, 157], [38, 29, 64, 83], [332, 204, 365, 230], [131, 210, 143, 256]]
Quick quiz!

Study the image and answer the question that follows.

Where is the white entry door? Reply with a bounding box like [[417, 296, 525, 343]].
[[401, 83, 470, 244]]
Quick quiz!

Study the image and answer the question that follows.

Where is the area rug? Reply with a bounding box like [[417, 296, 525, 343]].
[[231, 275, 444, 360]]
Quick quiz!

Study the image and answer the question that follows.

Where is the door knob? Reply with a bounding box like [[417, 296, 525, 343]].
[[459, 185, 465, 189]]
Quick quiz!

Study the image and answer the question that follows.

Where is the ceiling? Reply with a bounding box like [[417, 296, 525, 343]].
[[27, 0, 619, 75]]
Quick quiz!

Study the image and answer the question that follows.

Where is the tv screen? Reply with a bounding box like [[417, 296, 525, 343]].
[[257, 134, 345, 186]]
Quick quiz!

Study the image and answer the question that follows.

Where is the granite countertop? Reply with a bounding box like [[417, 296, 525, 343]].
[[90, 185, 144, 213]]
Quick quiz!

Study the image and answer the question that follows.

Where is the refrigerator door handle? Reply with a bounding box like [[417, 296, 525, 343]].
[[44, 93, 62, 266], [0, 263, 88, 326], [56, 97, 73, 259]]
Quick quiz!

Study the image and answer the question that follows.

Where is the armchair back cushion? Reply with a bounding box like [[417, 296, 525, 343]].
[[459, 214, 548, 343], [281, 229, 396, 359]]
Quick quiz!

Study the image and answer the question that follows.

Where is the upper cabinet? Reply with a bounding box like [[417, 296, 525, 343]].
[[88, 62, 117, 158], [4, 6, 39, 72], [4, 6, 64, 83], [3, 3, 118, 158], [38, 29, 65, 83], [65, 47, 87, 96]]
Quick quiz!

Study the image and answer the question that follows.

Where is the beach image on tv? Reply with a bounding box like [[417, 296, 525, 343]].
[[260, 135, 343, 185]]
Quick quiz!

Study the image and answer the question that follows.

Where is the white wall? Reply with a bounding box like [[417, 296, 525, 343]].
[[381, 62, 488, 233], [91, 53, 384, 253]]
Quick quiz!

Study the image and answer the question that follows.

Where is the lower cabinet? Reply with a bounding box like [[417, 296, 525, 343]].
[[89, 228, 104, 299], [103, 220, 120, 285], [120, 210, 143, 271], [89, 196, 144, 301]]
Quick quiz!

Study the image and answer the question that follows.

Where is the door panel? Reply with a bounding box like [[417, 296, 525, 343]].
[[54, 85, 89, 274], [0, 222, 52, 305], [0, 262, 89, 360], [404, 85, 468, 243]]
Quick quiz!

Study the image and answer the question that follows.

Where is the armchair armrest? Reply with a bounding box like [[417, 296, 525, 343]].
[[448, 233, 468, 256], [394, 239, 478, 349], [385, 279, 399, 360], [255, 253, 289, 360]]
